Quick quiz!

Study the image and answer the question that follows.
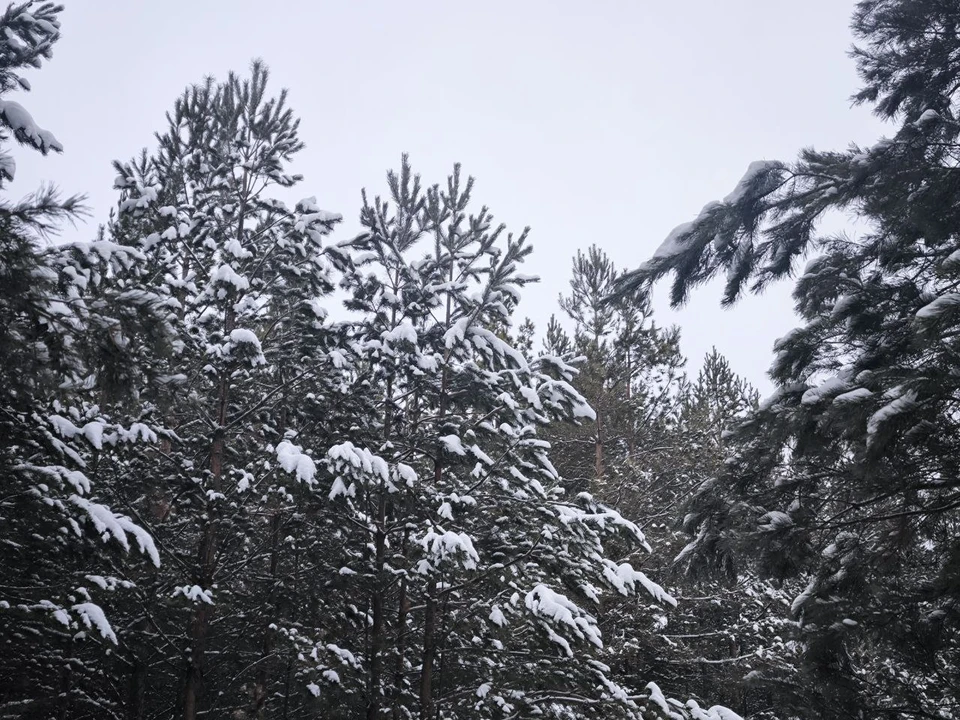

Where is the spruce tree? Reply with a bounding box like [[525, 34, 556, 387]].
[[614, 1, 960, 715]]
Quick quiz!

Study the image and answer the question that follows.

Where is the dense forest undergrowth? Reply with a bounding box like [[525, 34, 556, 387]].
[[1, 1, 958, 719]]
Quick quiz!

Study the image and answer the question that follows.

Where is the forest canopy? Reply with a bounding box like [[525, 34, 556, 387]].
[[0, 2, 957, 720]]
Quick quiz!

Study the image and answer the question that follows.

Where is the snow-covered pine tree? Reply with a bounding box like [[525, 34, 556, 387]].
[[0, 17, 750, 717], [626, 353, 795, 720], [550, 245, 621, 486], [0, 3, 167, 716], [106, 62, 356, 719], [286, 157, 714, 720], [543, 253, 774, 717], [544, 245, 686, 500], [613, 0, 960, 715], [679, 349, 759, 481]]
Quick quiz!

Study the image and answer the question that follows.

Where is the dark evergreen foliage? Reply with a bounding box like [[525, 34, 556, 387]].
[[10, 1, 960, 718], [615, 1, 960, 716]]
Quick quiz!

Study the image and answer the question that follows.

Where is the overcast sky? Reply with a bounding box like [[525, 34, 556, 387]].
[[13, 1, 887, 393]]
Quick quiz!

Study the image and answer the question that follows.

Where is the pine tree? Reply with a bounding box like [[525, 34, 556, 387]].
[[614, 1, 960, 715], [680, 349, 759, 480], [541, 250, 771, 718], [0, 11, 757, 717], [544, 245, 686, 497], [288, 158, 703, 719], [105, 62, 353, 720], [626, 352, 791, 719]]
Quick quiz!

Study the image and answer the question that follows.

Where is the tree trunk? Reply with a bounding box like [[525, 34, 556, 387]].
[[390, 529, 411, 720], [367, 367, 394, 720], [182, 513, 218, 720], [419, 267, 451, 719], [367, 504, 387, 720], [183, 306, 233, 720], [594, 413, 605, 481], [250, 510, 282, 719], [183, 178, 247, 720], [57, 660, 71, 720], [418, 591, 436, 720], [126, 657, 146, 720], [126, 620, 149, 720]]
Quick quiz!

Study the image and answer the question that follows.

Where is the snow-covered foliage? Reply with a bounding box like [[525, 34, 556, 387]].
[[285, 157, 700, 719], [0, 1, 65, 182], [0, 3, 170, 710], [0, 7, 779, 720], [100, 61, 358, 719]]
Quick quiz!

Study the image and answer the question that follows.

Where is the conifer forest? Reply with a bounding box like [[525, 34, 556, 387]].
[[2, 1, 959, 718]]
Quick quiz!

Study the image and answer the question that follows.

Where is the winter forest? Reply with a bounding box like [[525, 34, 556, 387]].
[[1, 0, 958, 718]]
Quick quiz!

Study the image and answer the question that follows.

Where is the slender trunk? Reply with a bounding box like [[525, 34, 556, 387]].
[[251, 393, 288, 719], [185, 342, 232, 717], [390, 526, 411, 720], [594, 412, 605, 480], [392, 388, 420, 719], [183, 181, 247, 719], [126, 658, 146, 720], [368, 361, 395, 719], [250, 510, 281, 718], [282, 523, 300, 720], [126, 621, 149, 720], [420, 252, 453, 719], [420, 403, 446, 718], [182, 506, 218, 720], [418, 591, 436, 720], [282, 654, 293, 720], [367, 496, 387, 720], [594, 346, 605, 481], [183, 370, 229, 718], [433, 587, 450, 719], [57, 660, 71, 720]]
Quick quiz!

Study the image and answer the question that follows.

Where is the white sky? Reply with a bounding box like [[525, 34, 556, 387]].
[[13, 0, 887, 393]]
